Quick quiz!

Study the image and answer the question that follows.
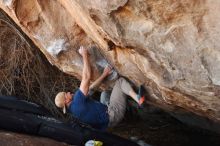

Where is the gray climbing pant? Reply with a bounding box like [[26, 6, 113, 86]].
[[100, 77, 133, 127]]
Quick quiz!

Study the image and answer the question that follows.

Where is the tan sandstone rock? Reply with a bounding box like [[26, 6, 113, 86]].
[[1, 0, 220, 128]]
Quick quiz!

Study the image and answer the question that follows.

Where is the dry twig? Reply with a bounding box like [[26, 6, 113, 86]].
[[0, 11, 79, 119]]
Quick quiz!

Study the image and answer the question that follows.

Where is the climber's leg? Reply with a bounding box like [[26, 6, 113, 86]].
[[108, 77, 144, 127], [100, 90, 111, 106]]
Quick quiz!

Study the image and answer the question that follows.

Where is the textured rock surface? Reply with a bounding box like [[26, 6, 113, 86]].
[[0, 130, 69, 146], [1, 0, 220, 127]]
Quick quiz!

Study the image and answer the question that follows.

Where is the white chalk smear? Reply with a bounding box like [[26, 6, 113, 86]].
[[96, 59, 108, 68], [47, 39, 69, 57], [3, 0, 13, 6], [33, 34, 43, 41], [163, 41, 175, 53], [72, 59, 83, 67], [96, 59, 118, 80], [33, 34, 47, 49]]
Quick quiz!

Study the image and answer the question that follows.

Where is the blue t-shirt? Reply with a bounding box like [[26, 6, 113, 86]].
[[68, 89, 109, 130]]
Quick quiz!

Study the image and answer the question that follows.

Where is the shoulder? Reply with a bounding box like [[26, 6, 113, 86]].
[[74, 89, 87, 98], [72, 89, 88, 104]]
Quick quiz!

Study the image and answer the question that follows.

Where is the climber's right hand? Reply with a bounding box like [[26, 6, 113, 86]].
[[78, 46, 88, 56], [102, 65, 113, 77]]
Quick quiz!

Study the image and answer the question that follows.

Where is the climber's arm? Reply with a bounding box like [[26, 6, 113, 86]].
[[79, 46, 91, 96], [89, 66, 112, 91]]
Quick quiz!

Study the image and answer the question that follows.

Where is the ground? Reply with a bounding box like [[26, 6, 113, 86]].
[[109, 103, 220, 146]]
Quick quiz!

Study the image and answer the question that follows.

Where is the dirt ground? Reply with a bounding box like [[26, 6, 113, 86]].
[[109, 104, 220, 146]]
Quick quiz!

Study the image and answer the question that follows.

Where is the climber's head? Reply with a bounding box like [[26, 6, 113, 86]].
[[55, 92, 73, 114]]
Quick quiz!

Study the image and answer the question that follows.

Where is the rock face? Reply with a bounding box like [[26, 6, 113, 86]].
[[0, 130, 68, 146], [1, 0, 220, 127]]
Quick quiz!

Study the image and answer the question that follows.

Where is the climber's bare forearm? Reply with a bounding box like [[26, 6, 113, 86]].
[[80, 52, 91, 96], [82, 53, 91, 80], [89, 74, 106, 90], [89, 66, 112, 90]]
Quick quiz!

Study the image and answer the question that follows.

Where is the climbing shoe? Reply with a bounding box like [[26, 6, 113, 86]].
[[137, 85, 145, 108]]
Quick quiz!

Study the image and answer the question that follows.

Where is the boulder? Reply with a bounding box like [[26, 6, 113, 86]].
[[1, 0, 220, 131]]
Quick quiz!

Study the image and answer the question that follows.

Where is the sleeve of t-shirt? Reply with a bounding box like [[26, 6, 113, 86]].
[[73, 89, 87, 104]]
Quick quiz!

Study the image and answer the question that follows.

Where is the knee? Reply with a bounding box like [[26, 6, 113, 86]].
[[117, 77, 129, 86], [100, 91, 110, 105], [118, 77, 126, 83]]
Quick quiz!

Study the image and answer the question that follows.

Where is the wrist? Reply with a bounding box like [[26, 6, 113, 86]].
[[82, 52, 88, 58], [101, 73, 108, 77]]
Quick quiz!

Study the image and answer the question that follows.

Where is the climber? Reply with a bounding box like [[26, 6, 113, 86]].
[[54, 46, 145, 130]]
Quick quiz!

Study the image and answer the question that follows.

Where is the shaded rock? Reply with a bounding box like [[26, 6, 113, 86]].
[[170, 111, 220, 133]]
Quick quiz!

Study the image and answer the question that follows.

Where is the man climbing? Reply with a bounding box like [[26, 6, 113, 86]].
[[55, 46, 145, 130]]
